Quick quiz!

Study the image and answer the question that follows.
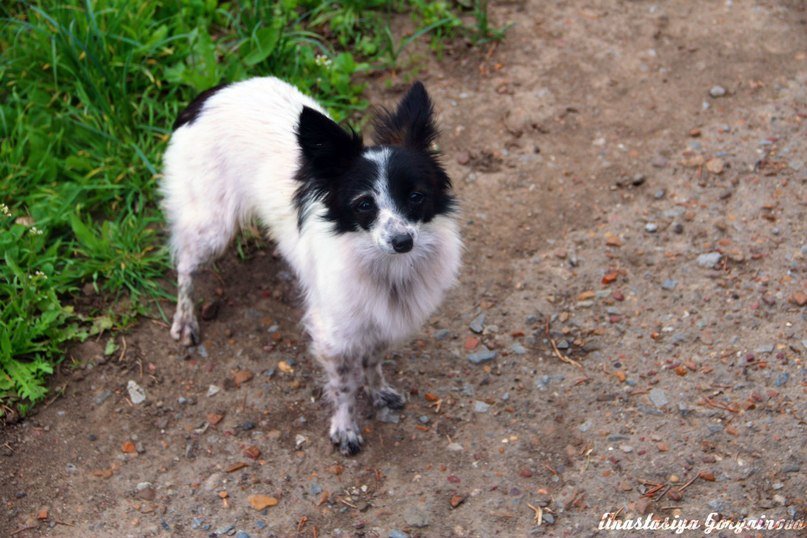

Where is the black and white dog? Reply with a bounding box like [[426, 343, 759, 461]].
[[161, 78, 461, 454]]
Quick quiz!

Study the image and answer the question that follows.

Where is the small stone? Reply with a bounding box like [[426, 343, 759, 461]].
[[774, 373, 789, 387], [706, 158, 725, 175], [240, 420, 256, 431], [215, 525, 235, 536], [467, 347, 497, 364], [631, 174, 646, 186], [191, 518, 203, 530], [652, 156, 668, 168], [619, 444, 634, 453], [389, 531, 410, 538], [247, 495, 279, 510], [511, 342, 527, 355], [418, 415, 430, 424], [207, 384, 221, 397], [543, 513, 555, 524], [578, 419, 593, 433], [403, 506, 431, 528], [672, 223, 684, 234], [662, 279, 678, 290], [754, 343, 775, 354], [377, 407, 400, 423], [469, 313, 486, 334], [233, 370, 254, 386], [446, 442, 464, 452], [235, 531, 251, 538], [649, 388, 668, 408], [781, 463, 800, 473], [310, 483, 322, 495], [434, 329, 450, 340], [709, 85, 726, 98], [697, 252, 722, 268], [474, 401, 491, 413], [126, 380, 146, 404], [95, 390, 113, 406], [788, 291, 807, 306], [645, 223, 658, 233], [295, 434, 307, 449]]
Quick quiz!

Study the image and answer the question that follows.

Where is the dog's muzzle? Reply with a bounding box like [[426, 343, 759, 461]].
[[391, 233, 413, 253]]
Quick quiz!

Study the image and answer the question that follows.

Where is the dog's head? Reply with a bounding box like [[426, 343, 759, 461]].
[[294, 82, 455, 255]]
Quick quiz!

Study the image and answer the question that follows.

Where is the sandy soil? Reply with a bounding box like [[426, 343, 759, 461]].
[[2, 1, 806, 536]]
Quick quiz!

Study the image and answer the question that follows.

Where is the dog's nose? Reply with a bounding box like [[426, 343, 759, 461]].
[[391, 233, 413, 253]]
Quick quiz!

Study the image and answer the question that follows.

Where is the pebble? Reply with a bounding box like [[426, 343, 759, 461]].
[[649, 388, 669, 408], [555, 340, 570, 350], [467, 347, 497, 364], [654, 188, 666, 199], [754, 343, 774, 354], [389, 531, 410, 538], [195, 344, 208, 359], [240, 420, 255, 431], [215, 524, 235, 536], [207, 384, 221, 397], [191, 518, 203, 530], [662, 279, 678, 290], [446, 442, 463, 451], [469, 313, 486, 334], [377, 407, 400, 424], [543, 513, 555, 524], [511, 342, 527, 355], [474, 401, 491, 413], [632, 174, 646, 186], [652, 156, 668, 168], [126, 380, 146, 404], [578, 419, 593, 432], [707, 500, 727, 513], [94, 390, 113, 406], [697, 252, 722, 268], [672, 222, 684, 234], [403, 507, 431, 528], [709, 85, 726, 98], [620, 444, 634, 453], [774, 373, 789, 387], [645, 223, 658, 233], [433, 329, 450, 340], [781, 463, 800, 473], [235, 531, 250, 538], [418, 415, 430, 424], [310, 483, 322, 495], [295, 434, 307, 449]]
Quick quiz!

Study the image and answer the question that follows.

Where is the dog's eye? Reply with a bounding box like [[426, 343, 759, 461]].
[[354, 197, 375, 212], [409, 192, 425, 204]]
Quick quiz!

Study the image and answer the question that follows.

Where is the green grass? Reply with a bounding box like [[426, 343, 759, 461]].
[[0, 0, 505, 415]]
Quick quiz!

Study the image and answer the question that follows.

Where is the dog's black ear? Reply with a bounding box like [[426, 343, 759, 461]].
[[297, 106, 363, 178], [373, 81, 438, 152]]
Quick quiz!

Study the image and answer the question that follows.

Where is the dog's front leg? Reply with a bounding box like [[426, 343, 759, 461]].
[[320, 356, 364, 455], [363, 355, 406, 410]]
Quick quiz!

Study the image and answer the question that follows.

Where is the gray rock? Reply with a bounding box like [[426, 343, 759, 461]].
[[403, 506, 431, 528], [446, 442, 463, 451], [543, 513, 555, 524], [578, 419, 593, 433], [469, 313, 486, 334], [215, 524, 235, 536], [707, 499, 727, 513], [619, 444, 634, 453], [418, 415, 430, 424], [556, 339, 570, 350], [637, 404, 663, 416], [697, 252, 722, 268], [377, 407, 400, 424], [649, 388, 668, 408], [433, 329, 450, 340], [94, 390, 113, 406], [709, 85, 726, 98], [389, 531, 410, 538], [782, 463, 800, 473], [126, 380, 146, 404], [235, 532, 250, 538], [774, 373, 789, 387], [654, 188, 666, 199], [645, 223, 658, 233], [511, 342, 527, 355], [474, 401, 491, 413], [672, 222, 684, 234], [607, 434, 629, 442], [310, 483, 322, 495], [191, 518, 203, 530], [468, 346, 497, 364], [662, 279, 678, 290], [206, 384, 221, 397], [754, 343, 775, 354]]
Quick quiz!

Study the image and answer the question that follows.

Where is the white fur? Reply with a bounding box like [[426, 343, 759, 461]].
[[161, 77, 461, 454]]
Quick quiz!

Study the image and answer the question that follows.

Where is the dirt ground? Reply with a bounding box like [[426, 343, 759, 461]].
[[2, 1, 806, 536]]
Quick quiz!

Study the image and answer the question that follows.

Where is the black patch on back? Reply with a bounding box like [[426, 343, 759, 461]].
[[173, 83, 230, 130]]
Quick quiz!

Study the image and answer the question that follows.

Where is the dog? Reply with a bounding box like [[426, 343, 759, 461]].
[[161, 77, 461, 454]]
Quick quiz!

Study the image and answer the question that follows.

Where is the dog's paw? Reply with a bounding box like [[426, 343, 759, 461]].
[[372, 386, 406, 410], [330, 424, 364, 456], [170, 317, 200, 347]]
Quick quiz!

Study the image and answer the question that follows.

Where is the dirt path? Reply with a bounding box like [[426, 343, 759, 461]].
[[2, 1, 806, 536]]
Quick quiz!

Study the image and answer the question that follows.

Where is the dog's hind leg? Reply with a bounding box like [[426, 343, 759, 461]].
[[168, 216, 237, 346], [321, 357, 364, 456], [364, 355, 406, 410]]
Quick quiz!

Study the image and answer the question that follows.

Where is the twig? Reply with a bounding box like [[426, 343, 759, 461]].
[[338, 498, 358, 509], [545, 318, 584, 370], [527, 503, 543, 525], [117, 336, 127, 362], [11, 525, 38, 535], [676, 474, 699, 493], [54, 520, 74, 527]]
